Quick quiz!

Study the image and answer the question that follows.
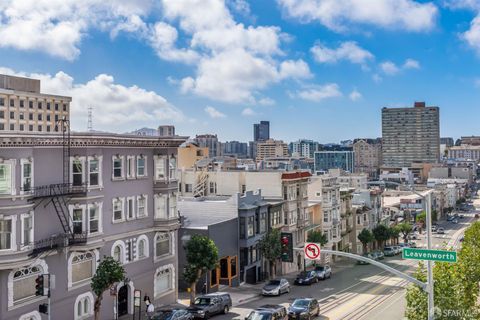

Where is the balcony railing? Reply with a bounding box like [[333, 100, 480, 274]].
[[30, 232, 88, 256], [30, 183, 87, 199]]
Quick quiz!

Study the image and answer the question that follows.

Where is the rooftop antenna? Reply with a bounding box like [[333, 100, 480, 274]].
[[87, 106, 93, 132]]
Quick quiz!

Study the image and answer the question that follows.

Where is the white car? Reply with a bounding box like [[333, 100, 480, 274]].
[[262, 279, 290, 296]]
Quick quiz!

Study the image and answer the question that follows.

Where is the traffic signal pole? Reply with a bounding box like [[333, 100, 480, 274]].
[[426, 192, 435, 320], [47, 274, 51, 320]]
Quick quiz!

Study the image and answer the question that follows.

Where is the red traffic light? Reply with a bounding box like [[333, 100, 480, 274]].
[[281, 236, 289, 245], [35, 275, 44, 296]]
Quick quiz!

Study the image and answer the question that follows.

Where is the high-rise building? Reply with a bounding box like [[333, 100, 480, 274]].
[[314, 151, 355, 173], [0, 74, 71, 133], [194, 134, 221, 158], [256, 139, 289, 160], [440, 137, 454, 147], [253, 121, 269, 142], [352, 138, 382, 178], [223, 141, 248, 158], [382, 102, 440, 167], [290, 139, 320, 158], [158, 125, 175, 137]]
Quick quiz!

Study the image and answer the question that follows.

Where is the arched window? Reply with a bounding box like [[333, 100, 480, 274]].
[[154, 264, 175, 298], [9, 261, 46, 307], [19, 311, 42, 320], [68, 251, 98, 288], [136, 235, 149, 260], [74, 292, 94, 320], [154, 232, 171, 258], [111, 240, 126, 264]]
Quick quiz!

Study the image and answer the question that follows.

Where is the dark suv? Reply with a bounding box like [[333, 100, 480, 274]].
[[245, 305, 288, 320], [188, 293, 232, 319], [287, 298, 320, 320]]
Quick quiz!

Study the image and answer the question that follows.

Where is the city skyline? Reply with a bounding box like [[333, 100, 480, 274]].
[[1, 1, 480, 141]]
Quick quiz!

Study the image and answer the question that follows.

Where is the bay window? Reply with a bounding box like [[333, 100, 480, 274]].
[[154, 265, 174, 298], [127, 156, 135, 179], [169, 193, 177, 218], [21, 213, 33, 248], [112, 156, 124, 179], [88, 157, 101, 188], [88, 205, 99, 234], [0, 162, 13, 195], [169, 156, 177, 180], [137, 155, 146, 177], [126, 197, 135, 220], [72, 158, 84, 187], [154, 194, 167, 220], [155, 232, 170, 258], [21, 159, 33, 193], [0, 217, 13, 250], [154, 156, 166, 181], [137, 195, 147, 218], [72, 208, 84, 234], [112, 198, 125, 222]]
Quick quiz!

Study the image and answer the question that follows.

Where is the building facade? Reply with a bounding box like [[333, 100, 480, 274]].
[[447, 145, 480, 161], [222, 141, 248, 158], [253, 121, 270, 142], [194, 134, 221, 158], [256, 139, 289, 161], [178, 142, 209, 169], [158, 125, 175, 137], [353, 139, 381, 178], [0, 132, 185, 320], [0, 74, 71, 133], [382, 102, 440, 167], [314, 151, 355, 173], [289, 139, 320, 159]]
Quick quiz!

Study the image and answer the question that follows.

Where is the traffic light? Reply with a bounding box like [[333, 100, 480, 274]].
[[35, 275, 44, 296], [280, 232, 293, 262], [39, 303, 48, 314]]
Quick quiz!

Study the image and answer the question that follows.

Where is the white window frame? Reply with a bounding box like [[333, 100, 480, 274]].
[[168, 156, 177, 181], [8, 259, 48, 308], [136, 155, 147, 178], [111, 240, 126, 264], [20, 158, 34, 194], [154, 155, 167, 182], [135, 234, 149, 261], [87, 156, 103, 189], [154, 264, 175, 299], [0, 159, 16, 196], [68, 250, 99, 288], [74, 292, 94, 320], [154, 194, 167, 220], [136, 194, 147, 218], [168, 193, 177, 219], [19, 311, 42, 320], [126, 155, 136, 179], [126, 196, 135, 221], [20, 211, 34, 250], [87, 202, 103, 235], [69, 205, 86, 235], [70, 156, 86, 187], [0, 215, 17, 252], [112, 155, 125, 180], [154, 232, 175, 260], [112, 197, 125, 223]]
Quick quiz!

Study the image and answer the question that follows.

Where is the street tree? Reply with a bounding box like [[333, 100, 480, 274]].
[[307, 230, 328, 246], [397, 222, 412, 243], [183, 235, 219, 303], [389, 226, 400, 245], [91, 256, 126, 320], [357, 228, 374, 253], [372, 224, 390, 249], [258, 228, 282, 279]]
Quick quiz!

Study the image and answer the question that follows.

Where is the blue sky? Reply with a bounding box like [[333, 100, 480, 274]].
[[1, 0, 480, 143]]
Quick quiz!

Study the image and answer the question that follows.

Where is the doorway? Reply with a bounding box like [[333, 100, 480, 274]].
[[118, 285, 128, 316]]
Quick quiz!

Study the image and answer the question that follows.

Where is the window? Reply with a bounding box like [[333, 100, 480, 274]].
[[55, 103, 59, 111], [0, 217, 13, 250], [9, 123, 14, 130], [21, 213, 33, 248], [0, 162, 13, 195], [137, 195, 147, 218], [259, 212, 266, 233], [154, 156, 166, 181], [40, 101, 44, 109], [0, 123, 3, 130], [74, 292, 94, 320], [11, 263, 45, 306], [239, 217, 245, 239], [72, 158, 84, 186], [155, 232, 170, 258], [0, 97, 4, 106], [63, 103, 67, 112], [127, 156, 135, 179], [28, 101, 33, 109], [10, 111, 14, 119], [154, 265, 174, 298], [112, 156, 124, 179], [19, 311, 42, 320], [37, 125, 42, 132], [247, 216, 254, 237], [154, 194, 167, 219], [20, 100, 24, 107], [37, 114, 42, 121], [21, 159, 33, 193], [209, 182, 216, 194], [111, 240, 125, 264], [88, 158, 100, 187], [72, 208, 84, 234], [29, 124, 33, 131], [20, 124, 24, 131], [19, 112, 24, 119], [9, 99, 14, 107], [185, 184, 192, 192], [112, 198, 124, 222], [46, 114, 50, 121], [169, 157, 177, 180], [136, 235, 149, 260], [71, 252, 95, 284], [169, 193, 177, 218], [137, 156, 146, 177], [88, 205, 99, 234], [0, 110, 3, 118], [127, 197, 135, 220]]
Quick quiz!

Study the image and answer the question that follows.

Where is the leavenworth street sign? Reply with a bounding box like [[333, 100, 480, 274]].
[[403, 248, 457, 263]]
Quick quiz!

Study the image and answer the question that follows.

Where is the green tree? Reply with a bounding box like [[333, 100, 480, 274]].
[[183, 235, 219, 303], [416, 211, 426, 225], [389, 226, 400, 245], [372, 224, 390, 249], [258, 228, 282, 279], [357, 228, 374, 253], [307, 230, 328, 246], [397, 222, 413, 243], [91, 256, 126, 320]]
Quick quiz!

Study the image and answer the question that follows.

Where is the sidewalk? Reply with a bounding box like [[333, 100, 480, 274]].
[[177, 259, 356, 307]]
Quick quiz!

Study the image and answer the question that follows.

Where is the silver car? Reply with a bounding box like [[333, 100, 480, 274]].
[[262, 279, 290, 296], [314, 265, 332, 280]]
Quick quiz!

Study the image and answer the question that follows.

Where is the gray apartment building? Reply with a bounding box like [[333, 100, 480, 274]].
[[382, 102, 440, 168], [0, 130, 186, 319]]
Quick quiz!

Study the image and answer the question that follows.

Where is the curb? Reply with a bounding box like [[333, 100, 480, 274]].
[[235, 294, 261, 307]]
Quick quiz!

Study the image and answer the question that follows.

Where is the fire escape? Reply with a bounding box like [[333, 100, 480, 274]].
[[193, 167, 209, 198], [29, 119, 87, 257]]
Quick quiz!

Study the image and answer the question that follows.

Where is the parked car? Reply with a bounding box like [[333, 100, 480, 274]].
[[459, 214, 465, 219], [452, 219, 459, 224], [399, 243, 410, 248], [262, 279, 290, 296], [384, 247, 395, 257], [407, 233, 418, 240], [287, 298, 320, 320], [357, 253, 374, 265], [432, 225, 438, 232], [246, 305, 287, 320], [393, 246, 402, 254], [447, 215, 455, 222], [409, 242, 418, 248], [294, 271, 318, 285], [437, 227, 445, 234], [314, 265, 332, 280], [188, 293, 232, 319], [372, 251, 385, 260], [152, 309, 194, 320]]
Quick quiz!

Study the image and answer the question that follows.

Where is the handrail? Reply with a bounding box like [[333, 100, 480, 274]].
[[30, 183, 87, 198]]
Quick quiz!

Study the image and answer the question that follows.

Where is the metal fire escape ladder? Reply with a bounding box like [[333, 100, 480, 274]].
[[193, 168, 209, 197]]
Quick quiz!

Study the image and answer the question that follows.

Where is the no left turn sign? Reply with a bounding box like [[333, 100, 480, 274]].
[[304, 242, 321, 260]]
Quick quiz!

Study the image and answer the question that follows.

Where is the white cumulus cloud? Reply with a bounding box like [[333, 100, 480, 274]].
[[296, 83, 342, 102], [241, 107, 256, 116], [204, 106, 226, 118], [277, 0, 438, 32], [403, 58, 421, 69], [349, 89, 362, 101], [380, 58, 421, 75], [311, 41, 374, 65]]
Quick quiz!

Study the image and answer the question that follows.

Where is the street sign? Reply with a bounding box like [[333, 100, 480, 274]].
[[304, 242, 321, 260], [403, 248, 457, 263]]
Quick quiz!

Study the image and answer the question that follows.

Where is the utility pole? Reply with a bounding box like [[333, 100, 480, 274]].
[[48, 274, 51, 320], [426, 192, 435, 320]]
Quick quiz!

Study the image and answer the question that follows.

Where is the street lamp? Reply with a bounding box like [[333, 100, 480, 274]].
[[369, 181, 435, 320]]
